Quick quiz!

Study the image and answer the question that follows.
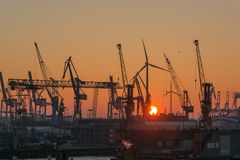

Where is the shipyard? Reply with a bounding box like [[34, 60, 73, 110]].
[[1, 1, 240, 160]]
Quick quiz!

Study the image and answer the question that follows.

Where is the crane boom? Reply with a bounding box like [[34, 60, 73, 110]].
[[0, 72, 8, 102], [34, 42, 60, 123], [34, 42, 48, 81], [194, 40, 206, 89], [117, 44, 128, 89], [164, 54, 193, 117], [164, 54, 183, 105]]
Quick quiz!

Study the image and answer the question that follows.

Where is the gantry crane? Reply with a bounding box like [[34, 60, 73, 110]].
[[34, 42, 61, 123], [9, 72, 121, 120], [28, 71, 47, 118], [164, 54, 193, 118], [62, 56, 87, 120], [194, 40, 215, 129]]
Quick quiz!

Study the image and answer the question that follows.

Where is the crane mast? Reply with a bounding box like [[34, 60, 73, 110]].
[[194, 40, 214, 129]]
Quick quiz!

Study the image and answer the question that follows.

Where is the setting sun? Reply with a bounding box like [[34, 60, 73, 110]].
[[149, 106, 158, 116]]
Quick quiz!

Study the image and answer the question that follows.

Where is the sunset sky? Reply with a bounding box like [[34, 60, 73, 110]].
[[1, 1, 240, 118]]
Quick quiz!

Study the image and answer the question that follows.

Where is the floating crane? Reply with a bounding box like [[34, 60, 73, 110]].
[[34, 42, 61, 123], [164, 54, 193, 117], [62, 56, 87, 120], [194, 40, 215, 129]]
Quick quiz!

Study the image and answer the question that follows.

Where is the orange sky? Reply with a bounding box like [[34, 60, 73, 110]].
[[1, 1, 240, 118]]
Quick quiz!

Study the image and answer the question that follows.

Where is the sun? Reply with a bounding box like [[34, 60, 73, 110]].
[[149, 106, 158, 116]]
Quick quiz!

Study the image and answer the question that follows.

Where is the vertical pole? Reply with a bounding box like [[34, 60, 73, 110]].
[[170, 82, 172, 114]]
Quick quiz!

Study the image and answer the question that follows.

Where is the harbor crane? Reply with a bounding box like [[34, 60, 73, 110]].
[[115, 43, 134, 119], [218, 91, 230, 115], [62, 56, 87, 120], [0, 72, 18, 118], [34, 42, 62, 123], [218, 91, 229, 115], [232, 92, 240, 109], [131, 75, 145, 116], [194, 40, 215, 129], [132, 39, 169, 117], [108, 75, 122, 119], [211, 91, 221, 116], [224, 91, 230, 110], [9, 72, 121, 120], [164, 54, 193, 118]]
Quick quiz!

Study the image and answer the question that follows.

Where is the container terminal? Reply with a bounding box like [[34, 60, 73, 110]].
[[1, 40, 240, 159]]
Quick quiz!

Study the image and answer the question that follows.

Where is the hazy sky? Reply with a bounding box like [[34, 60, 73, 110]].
[[1, 1, 240, 118]]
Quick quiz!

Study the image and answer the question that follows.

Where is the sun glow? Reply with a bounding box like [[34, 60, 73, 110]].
[[149, 106, 158, 116]]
